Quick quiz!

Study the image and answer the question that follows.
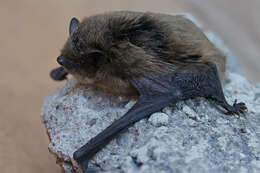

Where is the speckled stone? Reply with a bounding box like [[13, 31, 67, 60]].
[[41, 71, 260, 173], [148, 112, 169, 127]]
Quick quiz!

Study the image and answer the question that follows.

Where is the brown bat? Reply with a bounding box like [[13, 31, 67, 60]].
[[50, 11, 247, 172]]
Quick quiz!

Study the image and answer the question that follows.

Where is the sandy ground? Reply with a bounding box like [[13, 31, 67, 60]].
[[0, 0, 259, 173]]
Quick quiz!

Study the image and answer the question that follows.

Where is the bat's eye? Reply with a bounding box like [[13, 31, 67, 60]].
[[88, 49, 103, 59], [89, 51, 103, 66], [89, 51, 102, 59], [81, 50, 103, 67]]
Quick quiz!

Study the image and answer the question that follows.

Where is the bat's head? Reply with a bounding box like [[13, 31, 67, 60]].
[[58, 16, 109, 83], [57, 12, 174, 85]]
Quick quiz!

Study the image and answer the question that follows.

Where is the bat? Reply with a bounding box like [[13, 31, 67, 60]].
[[50, 11, 247, 172]]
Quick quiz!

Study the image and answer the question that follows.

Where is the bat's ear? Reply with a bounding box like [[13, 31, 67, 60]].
[[69, 17, 80, 35]]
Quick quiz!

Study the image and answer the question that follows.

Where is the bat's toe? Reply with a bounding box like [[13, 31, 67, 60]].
[[225, 100, 247, 117]]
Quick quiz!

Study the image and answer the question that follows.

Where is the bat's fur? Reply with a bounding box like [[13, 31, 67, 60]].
[[60, 11, 226, 98]]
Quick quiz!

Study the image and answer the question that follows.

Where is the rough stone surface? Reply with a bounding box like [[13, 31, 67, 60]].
[[41, 71, 260, 173], [148, 112, 169, 127], [41, 14, 260, 173]]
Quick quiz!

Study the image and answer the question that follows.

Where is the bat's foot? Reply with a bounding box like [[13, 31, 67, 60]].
[[224, 99, 247, 116]]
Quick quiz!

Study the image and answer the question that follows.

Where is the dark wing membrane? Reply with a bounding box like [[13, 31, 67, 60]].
[[50, 67, 68, 81]]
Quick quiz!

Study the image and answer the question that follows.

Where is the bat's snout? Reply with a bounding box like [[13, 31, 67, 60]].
[[56, 56, 78, 71], [57, 55, 80, 73], [57, 56, 66, 66]]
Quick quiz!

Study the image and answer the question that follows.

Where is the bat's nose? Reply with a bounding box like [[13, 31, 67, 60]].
[[56, 56, 78, 71], [57, 56, 65, 66]]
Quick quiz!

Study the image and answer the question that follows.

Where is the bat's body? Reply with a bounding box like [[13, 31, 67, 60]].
[[50, 11, 246, 172]]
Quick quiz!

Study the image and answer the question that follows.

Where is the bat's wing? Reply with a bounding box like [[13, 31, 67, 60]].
[[73, 75, 180, 172], [50, 66, 68, 81], [73, 62, 247, 172]]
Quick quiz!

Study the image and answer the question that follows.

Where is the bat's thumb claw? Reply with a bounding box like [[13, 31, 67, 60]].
[[73, 150, 89, 172], [50, 67, 67, 81], [82, 160, 89, 173]]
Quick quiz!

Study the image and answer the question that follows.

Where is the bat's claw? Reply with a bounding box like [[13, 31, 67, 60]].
[[81, 160, 89, 173], [225, 99, 247, 117], [73, 150, 89, 173]]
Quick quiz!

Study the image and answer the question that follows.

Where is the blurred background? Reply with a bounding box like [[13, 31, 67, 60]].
[[0, 0, 259, 172]]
